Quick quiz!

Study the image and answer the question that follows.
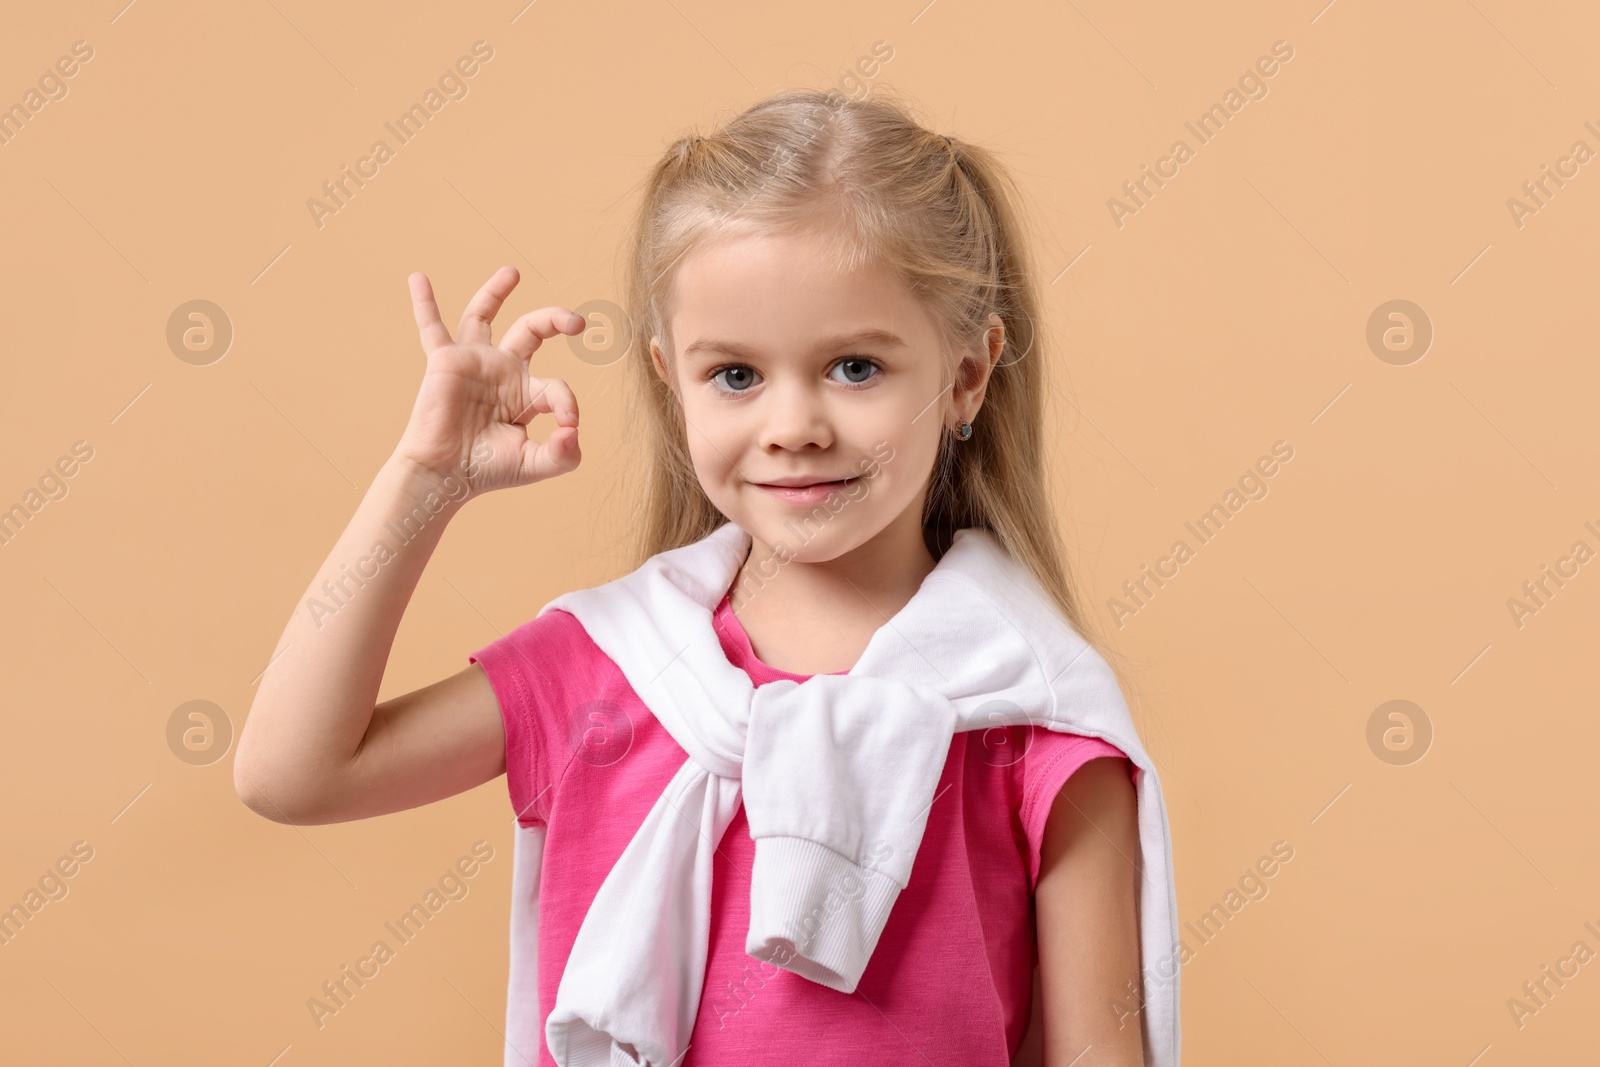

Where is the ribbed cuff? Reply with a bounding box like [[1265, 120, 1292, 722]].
[[745, 835, 901, 993], [549, 1020, 648, 1067]]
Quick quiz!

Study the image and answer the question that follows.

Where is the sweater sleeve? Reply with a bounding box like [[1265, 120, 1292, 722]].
[[468, 608, 592, 828], [1019, 730, 1135, 891]]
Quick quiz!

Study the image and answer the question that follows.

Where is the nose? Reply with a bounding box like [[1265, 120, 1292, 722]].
[[756, 374, 835, 453]]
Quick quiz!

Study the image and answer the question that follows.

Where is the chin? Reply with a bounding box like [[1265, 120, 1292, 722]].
[[745, 512, 863, 563]]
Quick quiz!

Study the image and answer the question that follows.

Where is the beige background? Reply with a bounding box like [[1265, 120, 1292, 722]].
[[2, 0, 1597, 1063]]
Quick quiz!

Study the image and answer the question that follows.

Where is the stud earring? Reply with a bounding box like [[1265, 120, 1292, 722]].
[[953, 421, 973, 441]]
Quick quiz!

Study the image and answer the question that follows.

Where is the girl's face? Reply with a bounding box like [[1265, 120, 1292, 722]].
[[651, 228, 999, 565]]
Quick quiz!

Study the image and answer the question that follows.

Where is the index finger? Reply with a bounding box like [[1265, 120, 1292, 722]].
[[499, 307, 587, 364], [408, 272, 453, 355]]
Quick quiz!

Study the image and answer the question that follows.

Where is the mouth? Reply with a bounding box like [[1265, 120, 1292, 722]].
[[753, 477, 858, 504]]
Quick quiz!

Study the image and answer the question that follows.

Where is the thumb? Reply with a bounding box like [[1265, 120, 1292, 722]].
[[520, 426, 580, 483]]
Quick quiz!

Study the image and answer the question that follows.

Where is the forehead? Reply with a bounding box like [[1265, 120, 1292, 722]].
[[667, 230, 936, 355]]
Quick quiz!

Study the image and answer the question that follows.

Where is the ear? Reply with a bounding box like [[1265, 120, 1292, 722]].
[[951, 313, 1006, 421], [649, 335, 670, 385]]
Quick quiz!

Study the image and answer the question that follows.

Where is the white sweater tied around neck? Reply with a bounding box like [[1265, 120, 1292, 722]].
[[499, 521, 1181, 1067]]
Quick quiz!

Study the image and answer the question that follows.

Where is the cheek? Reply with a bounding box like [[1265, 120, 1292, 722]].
[[685, 435, 729, 482], [680, 401, 742, 480], [863, 422, 940, 506]]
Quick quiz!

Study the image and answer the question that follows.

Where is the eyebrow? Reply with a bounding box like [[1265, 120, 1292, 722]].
[[680, 328, 909, 362]]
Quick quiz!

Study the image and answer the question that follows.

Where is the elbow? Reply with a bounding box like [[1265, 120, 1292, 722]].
[[233, 763, 290, 823], [232, 747, 316, 825]]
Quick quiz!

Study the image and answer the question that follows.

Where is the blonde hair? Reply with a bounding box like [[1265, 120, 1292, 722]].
[[612, 86, 1140, 689]]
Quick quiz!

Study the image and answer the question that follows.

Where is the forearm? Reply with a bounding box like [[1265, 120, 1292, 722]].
[[235, 455, 467, 820]]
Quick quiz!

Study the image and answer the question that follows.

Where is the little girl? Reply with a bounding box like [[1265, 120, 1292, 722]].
[[235, 88, 1179, 1067]]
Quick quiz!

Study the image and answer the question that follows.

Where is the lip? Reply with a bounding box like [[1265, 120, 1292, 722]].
[[753, 477, 858, 505]]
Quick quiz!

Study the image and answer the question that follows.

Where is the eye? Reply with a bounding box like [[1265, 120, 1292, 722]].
[[830, 357, 881, 388], [708, 364, 761, 393]]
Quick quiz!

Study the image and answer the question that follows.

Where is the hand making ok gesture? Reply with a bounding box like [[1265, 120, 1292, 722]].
[[391, 265, 586, 498]]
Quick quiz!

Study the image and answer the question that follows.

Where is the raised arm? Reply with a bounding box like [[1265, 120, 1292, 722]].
[[233, 266, 585, 825], [1035, 755, 1147, 1067]]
